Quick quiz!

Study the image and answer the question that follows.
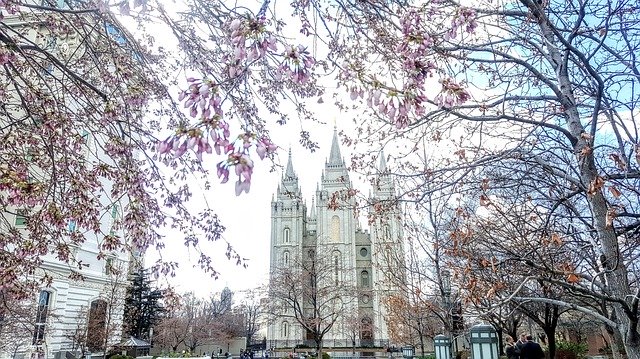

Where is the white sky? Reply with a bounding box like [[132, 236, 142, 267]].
[[149, 109, 360, 299]]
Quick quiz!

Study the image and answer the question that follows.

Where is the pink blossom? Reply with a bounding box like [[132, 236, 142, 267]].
[[217, 162, 230, 183], [435, 78, 471, 108], [235, 180, 250, 195], [256, 137, 277, 159], [278, 45, 315, 84]]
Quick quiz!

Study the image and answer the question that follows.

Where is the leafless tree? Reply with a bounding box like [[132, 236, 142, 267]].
[[267, 246, 357, 359]]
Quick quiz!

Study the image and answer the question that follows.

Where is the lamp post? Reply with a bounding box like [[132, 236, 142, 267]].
[[469, 324, 499, 359], [440, 269, 458, 356], [402, 346, 415, 359], [434, 335, 451, 359]]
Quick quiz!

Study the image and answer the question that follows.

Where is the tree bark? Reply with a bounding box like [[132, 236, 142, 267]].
[[524, 0, 640, 356]]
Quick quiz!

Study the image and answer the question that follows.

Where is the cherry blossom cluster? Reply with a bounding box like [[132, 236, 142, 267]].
[[228, 16, 277, 77], [346, 81, 427, 129], [0, 46, 16, 65], [178, 77, 223, 119], [434, 77, 471, 108], [276, 45, 315, 83], [447, 7, 478, 39], [0, 167, 43, 206], [216, 136, 277, 195], [0, 0, 18, 20], [157, 77, 278, 194], [398, 11, 433, 60]]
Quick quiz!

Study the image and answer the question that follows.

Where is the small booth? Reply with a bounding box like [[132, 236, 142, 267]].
[[117, 336, 151, 358]]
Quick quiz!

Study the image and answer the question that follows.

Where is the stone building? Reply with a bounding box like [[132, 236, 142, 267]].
[[266, 129, 405, 350], [0, 6, 138, 359]]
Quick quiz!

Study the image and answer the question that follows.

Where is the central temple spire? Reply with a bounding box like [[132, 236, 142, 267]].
[[285, 147, 296, 180], [327, 126, 344, 168]]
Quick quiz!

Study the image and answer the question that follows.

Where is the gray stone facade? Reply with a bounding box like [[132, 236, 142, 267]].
[[267, 129, 405, 350]]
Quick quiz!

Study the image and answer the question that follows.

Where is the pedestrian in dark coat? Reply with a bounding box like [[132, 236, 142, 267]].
[[520, 335, 545, 359], [505, 335, 520, 359]]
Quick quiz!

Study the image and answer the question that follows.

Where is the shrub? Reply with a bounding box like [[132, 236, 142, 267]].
[[321, 352, 330, 359], [110, 355, 134, 359], [556, 341, 588, 359]]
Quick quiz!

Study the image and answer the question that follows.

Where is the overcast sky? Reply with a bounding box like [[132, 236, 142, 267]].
[[148, 110, 363, 299]]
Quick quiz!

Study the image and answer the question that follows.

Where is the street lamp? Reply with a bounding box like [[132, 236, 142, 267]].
[[470, 324, 499, 359], [402, 346, 415, 359], [441, 269, 451, 300], [434, 335, 451, 359], [440, 269, 457, 356]]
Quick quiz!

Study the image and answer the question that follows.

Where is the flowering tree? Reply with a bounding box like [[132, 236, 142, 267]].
[[164, 0, 638, 356], [0, 293, 37, 356], [0, 0, 261, 299], [4, 0, 640, 356]]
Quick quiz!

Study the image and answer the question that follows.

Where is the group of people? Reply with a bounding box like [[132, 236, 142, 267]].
[[505, 333, 546, 359]]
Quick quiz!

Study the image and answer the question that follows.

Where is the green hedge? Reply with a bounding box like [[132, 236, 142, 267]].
[[556, 341, 588, 359]]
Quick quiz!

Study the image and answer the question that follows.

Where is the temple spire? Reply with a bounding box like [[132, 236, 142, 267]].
[[285, 147, 296, 179], [378, 150, 387, 173], [310, 196, 316, 219], [328, 126, 344, 167]]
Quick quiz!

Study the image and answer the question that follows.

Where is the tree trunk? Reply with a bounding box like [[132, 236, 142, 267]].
[[545, 329, 556, 359], [603, 324, 623, 359], [497, 331, 504, 356], [526, 2, 640, 358]]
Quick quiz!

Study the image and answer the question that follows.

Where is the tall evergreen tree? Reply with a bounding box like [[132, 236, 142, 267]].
[[123, 269, 165, 340]]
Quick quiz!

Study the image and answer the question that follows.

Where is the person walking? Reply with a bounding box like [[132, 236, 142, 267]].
[[505, 335, 520, 359], [520, 335, 545, 359], [516, 333, 527, 353]]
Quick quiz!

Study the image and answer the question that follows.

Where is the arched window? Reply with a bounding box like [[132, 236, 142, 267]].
[[282, 321, 289, 337], [283, 227, 290, 243], [87, 299, 108, 351], [333, 251, 341, 285], [330, 216, 340, 242], [361, 317, 373, 341], [283, 251, 290, 266], [361, 270, 370, 287], [384, 224, 391, 239], [33, 290, 52, 345]]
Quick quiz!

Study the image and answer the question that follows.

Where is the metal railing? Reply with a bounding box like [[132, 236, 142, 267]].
[[267, 339, 391, 352]]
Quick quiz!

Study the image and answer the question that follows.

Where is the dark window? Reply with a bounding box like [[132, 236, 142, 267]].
[[361, 270, 370, 287], [33, 291, 52, 345], [86, 299, 108, 351], [15, 209, 29, 227]]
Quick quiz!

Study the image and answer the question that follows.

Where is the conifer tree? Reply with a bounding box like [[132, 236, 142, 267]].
[[123, 268, 165, 340]]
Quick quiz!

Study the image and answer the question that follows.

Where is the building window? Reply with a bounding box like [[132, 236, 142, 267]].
[[333, 252, 340, 285], [384, 224, 391, 239], [283, 251, 289, 266], [361, 270, 370, 287], [87, 299, 108, 352], [33, 290, 52, 345], [67, 220, 77, 232], [283, 227, 290, 243], [282, 321, 289, 337], [360, 247, 368, 257], [104, 257, 114, 275], [15, 209, 28, 227], [330, 215, 340, 242], [109, 204, 119, 235]]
